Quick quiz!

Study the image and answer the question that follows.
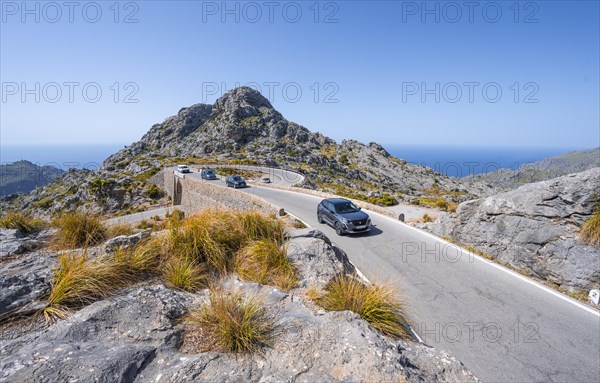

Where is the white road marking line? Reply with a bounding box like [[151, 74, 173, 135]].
[[367, 210, 600, 318], [203, 180, 600, 318]]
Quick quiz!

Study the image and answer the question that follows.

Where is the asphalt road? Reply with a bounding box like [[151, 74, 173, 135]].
[[187, 165, 303, 187], [159, 169, 600, 382], [222, 183, 599, 383]]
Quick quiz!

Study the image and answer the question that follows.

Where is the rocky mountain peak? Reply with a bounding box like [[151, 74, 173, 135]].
[[213, 86, 274, 119]]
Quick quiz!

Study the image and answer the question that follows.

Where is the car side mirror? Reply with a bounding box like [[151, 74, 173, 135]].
[[329, 210, 335, 214], [358, 207, 361, 211]]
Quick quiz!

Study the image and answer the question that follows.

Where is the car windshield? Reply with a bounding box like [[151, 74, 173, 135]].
[[206, 170, 214, 175], [233, 176, 243, 181], [334, 201, 360, 214]]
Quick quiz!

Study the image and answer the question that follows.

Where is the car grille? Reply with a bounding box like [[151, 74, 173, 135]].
[[351, 220, 366, 226]]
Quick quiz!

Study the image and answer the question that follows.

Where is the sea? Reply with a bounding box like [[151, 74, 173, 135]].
[[1, 144, 582, 177], [1, 144, 125, 172], [385, 145, 579, 178]]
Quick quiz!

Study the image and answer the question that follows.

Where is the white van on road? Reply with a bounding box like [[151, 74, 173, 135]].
[[177, 165, 191, 173]]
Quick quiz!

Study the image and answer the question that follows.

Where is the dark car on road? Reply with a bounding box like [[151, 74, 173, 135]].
[[201, 168, 217, 180], [317, 198, 371, 235], [226, 175, 247, 188]]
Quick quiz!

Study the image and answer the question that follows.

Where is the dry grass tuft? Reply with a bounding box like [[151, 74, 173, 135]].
[[183, 290, 273, 353], [158, 209, 288, 277], [42, 209, 294, 323], [52, 212, 107, 249], [44, 252, 128, 320], [107, 223, 136, 238], [579, 209, 600, 246], [238, 211, 285, 241], [0, 211, 47, 234], [234, 239, 297, 290], [314, 274, 409, 339], [163, 257, 207, 292], [305, 284, 323, 301]]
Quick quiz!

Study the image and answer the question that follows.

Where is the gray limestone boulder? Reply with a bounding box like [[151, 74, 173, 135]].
[[429, 168, 600, 291]]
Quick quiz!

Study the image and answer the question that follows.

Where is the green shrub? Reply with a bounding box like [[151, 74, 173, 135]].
[[146, 184, 163, 199], [368, 193, 398, 207], [135, 167, 160, 183], [435, 199, 448, 210], [34, 196, 54, 209]]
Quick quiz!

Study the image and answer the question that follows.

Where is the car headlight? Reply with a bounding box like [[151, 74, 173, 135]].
[[340, 217, 348, 224]]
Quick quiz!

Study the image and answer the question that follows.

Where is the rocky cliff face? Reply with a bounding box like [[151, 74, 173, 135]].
[[0, 227, 478, 383], [105, 86, 486, 200], [429, 168, 600, 292]]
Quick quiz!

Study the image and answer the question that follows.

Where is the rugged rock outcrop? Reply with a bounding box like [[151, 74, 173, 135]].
[[0, 228, 53, 258], [429, 168, 600, 292], [0, 228, 478, 383], [105, 87, 485, 199]]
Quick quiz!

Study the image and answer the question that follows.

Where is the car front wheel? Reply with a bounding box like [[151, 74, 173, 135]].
[[318, 213, 324, 224], [335, 221, 344, 236]]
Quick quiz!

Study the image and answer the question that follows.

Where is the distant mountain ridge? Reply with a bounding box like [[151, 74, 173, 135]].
[[104, 86, 488, 202], [469, 147, 600, 191], [0, 160, 63, 196], [2, 87, 493, 215]]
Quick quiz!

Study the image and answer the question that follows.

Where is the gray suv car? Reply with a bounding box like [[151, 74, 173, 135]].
[[317, 198, 371, 235], [226, 175, 247, 188]]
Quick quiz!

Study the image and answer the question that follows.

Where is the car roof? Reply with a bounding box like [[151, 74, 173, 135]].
[[323, 198, 351, 204]]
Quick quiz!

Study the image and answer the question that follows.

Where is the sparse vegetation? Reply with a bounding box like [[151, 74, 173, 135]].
[[422, 214, 433, 223], [157, 210, 288, 278], [135, 167, 160, 182], [107, 223, 135, 238], [216, 167, 262, 179], [33, 196, 54, 209], [183, 290, 274, 353], [234, 239, 297, 290], [0, 211, 47, 234], [163, 257, 206, 291], [146, 184, 163, 199], [579, 208, 600, 246], [287, 218, 307, 229], [52, 212, 107, 248], [313, 274, 408, 339], [305, 284, 323, 301], [44, 253, 128, 320], [41, 209, 297, 329], [367, 193, 398, 207]]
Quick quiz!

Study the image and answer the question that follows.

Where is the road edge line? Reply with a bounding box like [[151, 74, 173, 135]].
[[367, 210, 600, 318]]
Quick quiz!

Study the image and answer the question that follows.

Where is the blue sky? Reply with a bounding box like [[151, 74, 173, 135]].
[[1, 0, 599, 149]]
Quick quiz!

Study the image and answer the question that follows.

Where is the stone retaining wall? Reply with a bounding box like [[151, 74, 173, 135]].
[[151, 169, 279, 215]]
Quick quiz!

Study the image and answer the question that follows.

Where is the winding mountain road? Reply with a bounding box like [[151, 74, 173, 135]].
[[184, 170, 600, 383]]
